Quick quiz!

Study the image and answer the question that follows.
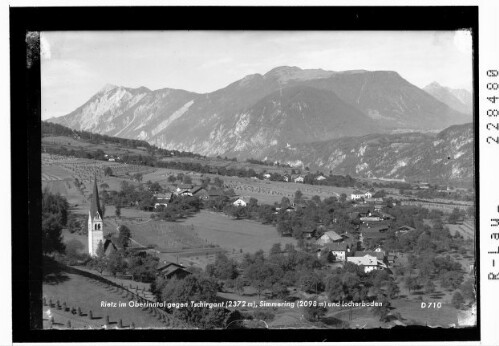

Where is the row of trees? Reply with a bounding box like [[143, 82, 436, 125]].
[[42, 188, 68, 255]]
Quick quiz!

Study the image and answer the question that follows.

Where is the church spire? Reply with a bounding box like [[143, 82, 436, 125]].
[[90, 174, 102, 220]]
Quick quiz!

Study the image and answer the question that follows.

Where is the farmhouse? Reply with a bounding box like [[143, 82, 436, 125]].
[[294, 176, 304, 183], [364, 191, 373, 199], [191, 187, 209, 200], [346, 255, 384, 273], [360, 214, 382, 222], [353, 250, 385, 262], [350, 190, 365, 200], [322, 242, 350, 262], [233, 197, 251, 207], [396, 225, 416, 235], [157, 262, 191, 280], [316, 230, 343, 245], [263, 173, 271, 179], [282, 174, 291, 182], [365, 197, 384, 204], [154, 193, 172, 208], [302, 227, 316, 239], [176, 184, 194, 193], [387, 253, 398, 265], [315, 175, 327, 181]]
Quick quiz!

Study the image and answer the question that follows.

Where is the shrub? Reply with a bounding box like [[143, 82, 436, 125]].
[[254, 309, 275, 322], [452, 291, 465, 309]]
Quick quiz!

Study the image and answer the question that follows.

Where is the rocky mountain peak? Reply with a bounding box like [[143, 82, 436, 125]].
[[99, 83, 119, 94]]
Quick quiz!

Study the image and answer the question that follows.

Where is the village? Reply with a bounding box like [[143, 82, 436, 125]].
[[42, 141, 476, 329]]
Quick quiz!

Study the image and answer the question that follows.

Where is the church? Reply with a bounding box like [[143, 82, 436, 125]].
[[88, 177, 104, 256]]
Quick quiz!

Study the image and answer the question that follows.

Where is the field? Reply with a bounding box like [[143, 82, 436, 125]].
[[43, 135, 151, 156], [108, 210, 297, 269], [184, 210, 296, 254], [43, 263, 167, 329]]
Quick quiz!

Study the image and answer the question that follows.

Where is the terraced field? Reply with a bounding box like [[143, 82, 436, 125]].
[[43, 270, 168, 329]]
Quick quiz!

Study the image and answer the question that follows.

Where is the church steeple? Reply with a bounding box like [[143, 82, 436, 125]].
[[90, 175, 102, 221], [88, 174, 104, 256]]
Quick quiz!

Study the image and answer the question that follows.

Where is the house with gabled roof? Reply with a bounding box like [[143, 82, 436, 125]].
[[351, 190, 365, 200], [233, 196, 251, 207], [157, 262, 191, 280], [154, 193, 172, 209], [316, 230, 343, 246], [320, 242, 352, 262], [353, 250, 385, 262], [347, 254, 385, 273], [397, 225, 416, 234], [176, 184, 193, 192], [294, 176, 304, 183]]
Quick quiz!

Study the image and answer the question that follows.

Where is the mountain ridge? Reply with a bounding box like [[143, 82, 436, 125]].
[[48, 66, 472, 161]]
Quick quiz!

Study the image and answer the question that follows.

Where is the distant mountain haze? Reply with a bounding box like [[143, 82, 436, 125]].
[[48, 66, 472, 161], [423, 81, 473, 115]]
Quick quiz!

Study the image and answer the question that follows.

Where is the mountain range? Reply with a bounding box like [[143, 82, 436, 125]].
[[423, 82, 473, 115], [47, 66, 473, 178], [264, 123, 474, 182]]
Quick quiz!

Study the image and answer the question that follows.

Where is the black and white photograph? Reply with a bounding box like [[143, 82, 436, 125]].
[[37, 28, 477, 329], [9, 4, 496, 345]]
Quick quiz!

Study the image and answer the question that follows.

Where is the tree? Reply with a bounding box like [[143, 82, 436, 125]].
[[424, 280, 436, 295], [106, 251, 125, 277], [339, 193, 347, 203], [452, 291, 465, 309], [326, 274, 345, 302], [104, 167, 113, 176], [234, 276, 245, 295], [294, 190, 303, 204], [466, 206, 475, 219], [91, 241, 107, 274], [67, 217, 81, 234], [404, 276, 419, 293], [280, 197, 290, 208], [213, 177, 224, 188], [133, 173, 143, 182], [65, 239, 85, 263], [42, 188, 69, 226], [303, 298, 327, 322], [269, 243, 282, 256], [100, 183, 110, 190], [183, 175, 193, 184], [440, 271, 464, 290], [118, 225, 132, 249], [372, 296, 391, 322], [42, 213, 65, 254], [167, 175, 176, 183], [448, 208, 461, 224], [115, 205, 121, 218], [311, 195, 321, 205], [205, 253, 238, 281], [159, 274, 229, 329], [461, 279, 476, 302]]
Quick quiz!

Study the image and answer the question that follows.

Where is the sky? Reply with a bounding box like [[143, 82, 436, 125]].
[[41, 30, 473, 119]]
